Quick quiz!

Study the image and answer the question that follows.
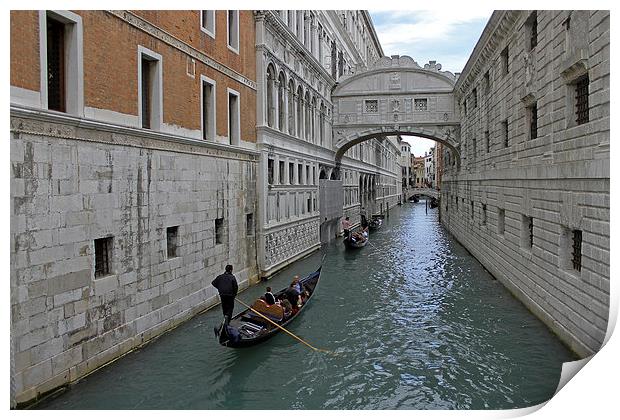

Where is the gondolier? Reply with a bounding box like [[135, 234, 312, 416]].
[[212, 264, 238, 322], [342, 216, 352, 237]]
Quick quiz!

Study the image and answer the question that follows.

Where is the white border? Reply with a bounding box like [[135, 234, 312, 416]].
[[226, 10, 240, 54], [137, 45, 163, 130], [199, 74, 217, 141], [227, 87, 241, 145], [199, 10, 215, 39]]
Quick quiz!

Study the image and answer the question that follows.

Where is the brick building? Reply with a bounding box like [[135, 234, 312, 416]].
[[10, 10, 257, 406]]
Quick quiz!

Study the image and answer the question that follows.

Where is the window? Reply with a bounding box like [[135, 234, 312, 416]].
[[502, 120, 509, 148], [41, 11, 83, 115], [201, 10, 215, 37], [246, 213, 254, 236], [201, 76, 216, 141], [228, 89, 240, 144], [279, 161, 285, 184], [307, 196, 312, 213], [501, 46, 509, 75], [365, 99, 378, 113], [167, 226, 178, 259], [472, 138, 477, 160], [289, 162, 294, 184], [215, 218, 225, 244], [470, 201, 474, 220], [46, 17, 65, 112], [572, 230, 582, 271], [522, 215, 533, 249], [227, 10, 239, 53], [414, 98, 428, 111], [463, 99, 467, 116], [527, 11, 538, 51], [484, 71, 491, 95], [529, 103, 538, 140], [497, 208, 505, 235], [298, 163, 303, 184], [138, 46, 162, 130], [485, 130, 490, 153], [482, 204, 487, 226], [267, 158, 274, 185], [575, 76, 589, 125], [94, 237, 113, 278], [472, 88, 478, 108]]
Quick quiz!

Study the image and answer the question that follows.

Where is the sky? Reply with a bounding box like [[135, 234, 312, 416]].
[[369, 10, 490, 157]]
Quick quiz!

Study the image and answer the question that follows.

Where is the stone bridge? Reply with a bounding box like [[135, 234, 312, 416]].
[[407, 187, 440, 199], [332, 55, 461, 168]]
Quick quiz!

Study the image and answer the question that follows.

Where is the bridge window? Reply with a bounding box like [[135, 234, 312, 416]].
[[414, 98, 427, 111], [365, 100, 378, 113]]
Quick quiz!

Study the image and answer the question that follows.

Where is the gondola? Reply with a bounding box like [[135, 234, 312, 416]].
[[408, 195, 419, 203], [215, 266, 321, 348], [368, 217, 383, 230], [343, 232, 368, 249], [429, 197, 439, 208]]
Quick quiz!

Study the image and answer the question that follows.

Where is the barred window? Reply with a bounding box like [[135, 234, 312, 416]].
[[215, 218, 225, 244], [365, 100, 378, 113], [575, 76, 589, 125], [572, 230, 582, 271], [414, 98, 427, 111], [529, 103, 538, 140], [94, 237, 113, 278]]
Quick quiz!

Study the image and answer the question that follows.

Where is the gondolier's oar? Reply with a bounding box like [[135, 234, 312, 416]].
[[234, 297, 335, 355]]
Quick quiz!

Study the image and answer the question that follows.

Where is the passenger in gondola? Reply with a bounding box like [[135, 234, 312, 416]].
[[285, 281, 303, 312], [279, 296, 293, 318], [264, 286, 276, 305]]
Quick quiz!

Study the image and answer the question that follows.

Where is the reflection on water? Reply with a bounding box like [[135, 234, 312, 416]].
[[36, 201, 576, 410]]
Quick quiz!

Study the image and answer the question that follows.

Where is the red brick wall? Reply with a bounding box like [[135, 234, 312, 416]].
[[10, 11, 40, 92]]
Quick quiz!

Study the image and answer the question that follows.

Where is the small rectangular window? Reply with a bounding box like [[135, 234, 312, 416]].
[[497, 208, 505, 235], [501, 46, 509, 75], [472, 138, 477, 160], [267, 158, 274, 185], [246, 213, 254, 236], [521, 215, 533, 249], [485, 130, 490, 153], [227, 10, 239, 52], [575, 76, 590, 125], [528, 11, 538, 51], [472, 88, 478, 108], [201, 10, 215, 37], [215, 218, 225, 244], [278, 161, 285, 184], [289, 162, 294, 184], [470, 201, 474, 220], [94, 237, 113, 278], [502, 120, 509, 148], [141, 56, 153, 129], [529, 103, 538, 140], [139, 47, 162, 130], [572, 230, 582, 271], [167, 226, 178, 259], [298, 163, 303, 184], [482, 204, 487, 226], [307, 196, 312, 213], [484, 71, 491, 94], [228, 90, 240, 144]]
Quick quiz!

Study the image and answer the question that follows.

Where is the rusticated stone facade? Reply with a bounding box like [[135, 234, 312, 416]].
[[441, 10, 610, 357]]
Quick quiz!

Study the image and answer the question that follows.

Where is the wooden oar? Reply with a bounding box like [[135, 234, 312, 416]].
[[234, 297, 335, 355]]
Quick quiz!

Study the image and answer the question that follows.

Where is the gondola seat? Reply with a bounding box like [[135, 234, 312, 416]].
[[249, 299, 285, 322]]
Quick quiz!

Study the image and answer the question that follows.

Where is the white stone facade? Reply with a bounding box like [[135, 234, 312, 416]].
[[441, 11, 610, 357], [10, 109, 259, 404]]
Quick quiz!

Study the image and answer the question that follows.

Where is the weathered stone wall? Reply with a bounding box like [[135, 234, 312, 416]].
[[441, 11, 610, 357], [10, 113, 258, 405]]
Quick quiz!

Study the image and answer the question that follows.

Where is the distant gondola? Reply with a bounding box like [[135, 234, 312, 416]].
[[215, 267, 321, 348], [368, 217, 383, 230], [409, 195, 420, 203], [429, 197, 439, 208]]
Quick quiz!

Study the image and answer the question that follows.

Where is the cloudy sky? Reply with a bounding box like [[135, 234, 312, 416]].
[[369, 10, 491, 156]]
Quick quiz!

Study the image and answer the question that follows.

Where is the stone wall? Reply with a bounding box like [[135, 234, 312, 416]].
[[441, 11, 610, 357], [10, 112, 259, 405]]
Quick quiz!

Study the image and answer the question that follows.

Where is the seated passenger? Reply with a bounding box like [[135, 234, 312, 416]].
[[279, 296, 293, 317], [264, 286, 276, 305]]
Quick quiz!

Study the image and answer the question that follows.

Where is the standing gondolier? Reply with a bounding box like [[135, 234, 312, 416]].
[[342, 216, 352, 238], [212, 264, 238, 323]]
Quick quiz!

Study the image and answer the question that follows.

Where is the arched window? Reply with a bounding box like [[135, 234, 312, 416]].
[[278, 71, 286, 132], [310, 97, 316, 143], [319, 102, 325, 145], [288, 80, 295, 135], [304, 91, 311, 140], [266, 64, 276, 128]]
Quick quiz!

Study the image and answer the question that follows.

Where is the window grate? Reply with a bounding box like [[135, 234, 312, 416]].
[[575, 76, 589, 125], [528, 217, 534, 247], [167, 226, 178, 259], [572, 230, 582, 271], [530, 104, 538, 139]]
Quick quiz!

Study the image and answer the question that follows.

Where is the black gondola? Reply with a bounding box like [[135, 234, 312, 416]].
[[429, 197, 439, 208], [368, 217, 383, 230], [215, 266, 321, 348], [343, 232, 368, 249], [409, 195, 420, 203]]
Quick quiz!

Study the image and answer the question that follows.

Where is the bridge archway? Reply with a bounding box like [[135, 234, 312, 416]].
[[331, 55, 462, 176]]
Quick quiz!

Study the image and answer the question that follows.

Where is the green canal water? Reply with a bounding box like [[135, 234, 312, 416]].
[[35, 201, 577, 410]]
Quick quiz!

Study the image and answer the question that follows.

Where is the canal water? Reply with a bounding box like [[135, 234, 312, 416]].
[[36, 201, 577, 410]]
